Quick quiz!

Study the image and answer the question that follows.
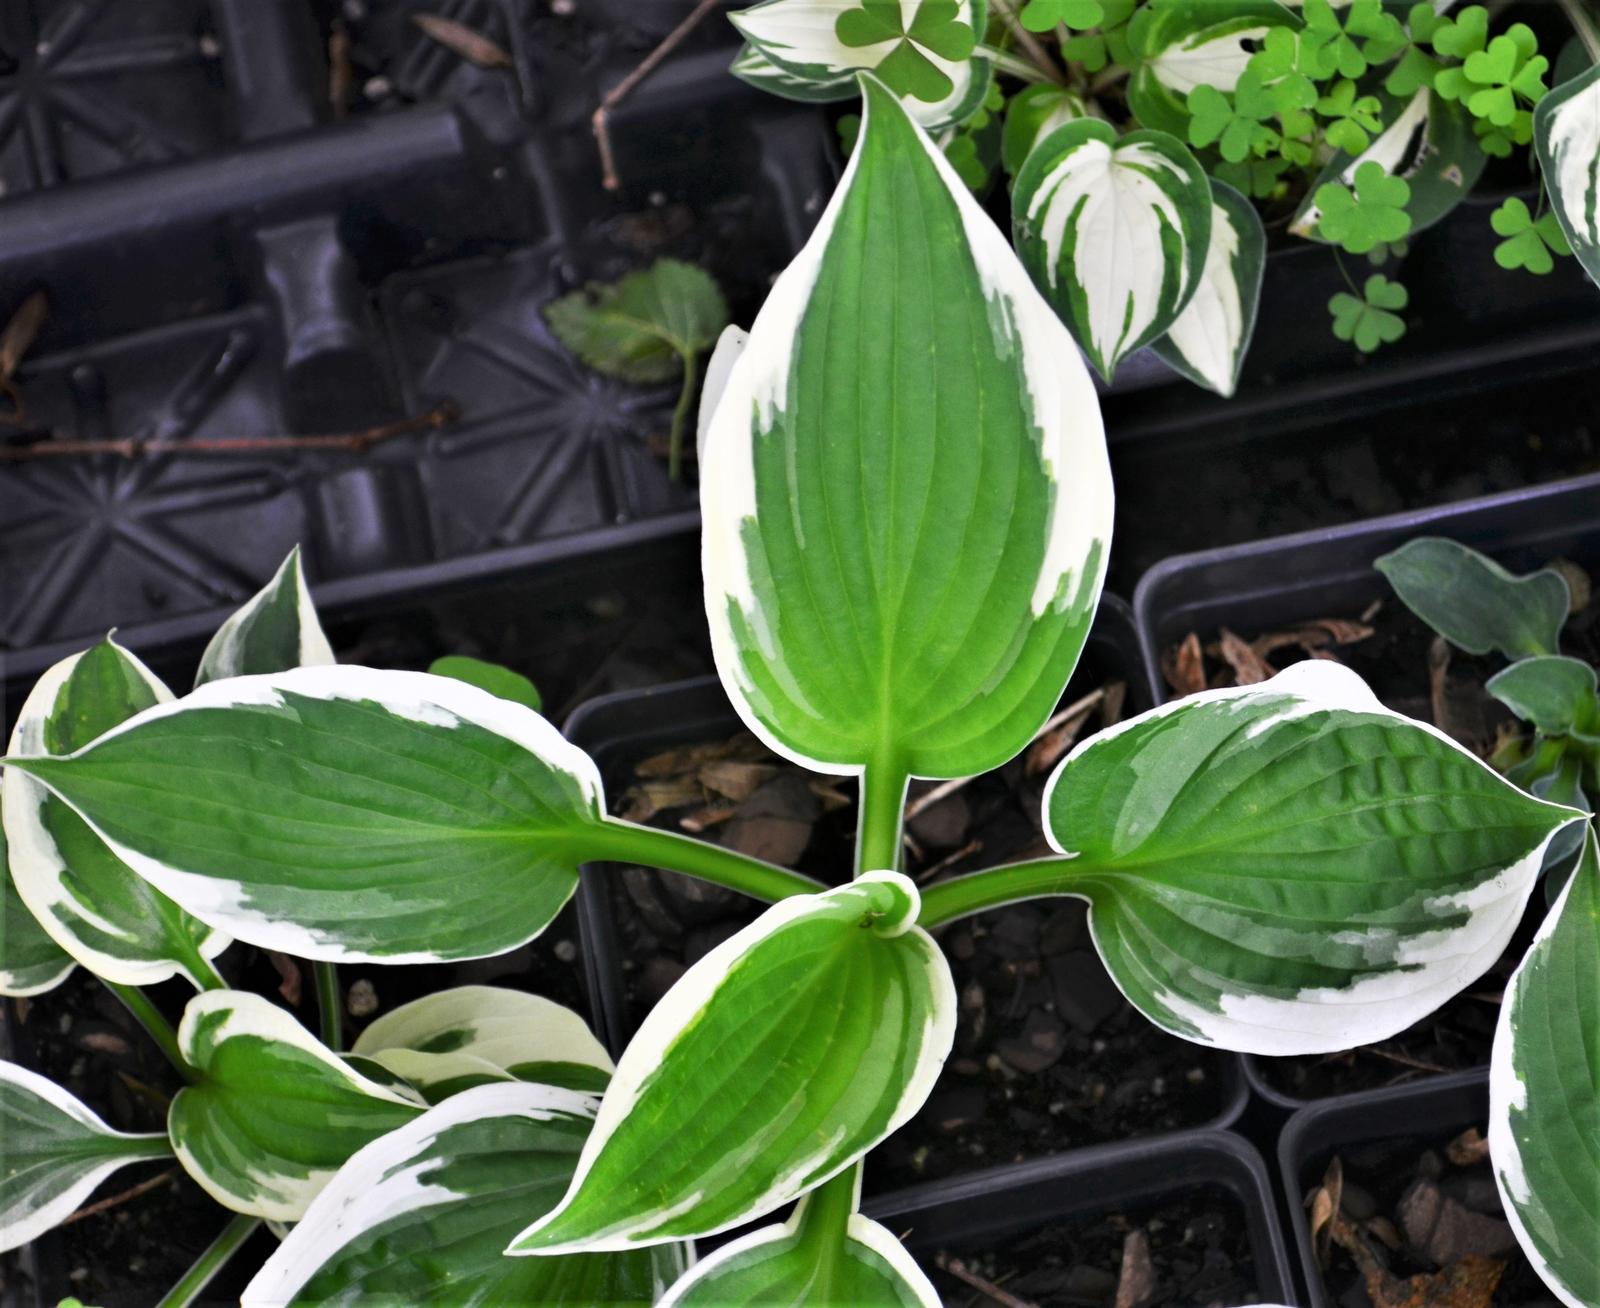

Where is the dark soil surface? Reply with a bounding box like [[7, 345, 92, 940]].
[[1308, 1125, 1557, 1306], [1160, 563, 1597, 1102], [595, 670, 1234, 1198], [924, 1186, 1265, 1308]]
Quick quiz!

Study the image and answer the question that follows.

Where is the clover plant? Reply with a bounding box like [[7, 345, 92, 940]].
[[2, 82, 1595, 1306], [731, 0, 1600, 388]]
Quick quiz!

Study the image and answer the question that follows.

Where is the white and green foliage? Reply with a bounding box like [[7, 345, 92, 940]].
[[1535, 60, 1600, 288], [194, 545, 332, 688], [1490, 827, 1600, 1308], [0, 799, 74, 997], [1, 74, 1595, 1305], [0, 1061, 172, 1253]]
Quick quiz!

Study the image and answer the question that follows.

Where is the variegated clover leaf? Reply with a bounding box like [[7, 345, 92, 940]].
[[835, 0, 978, 103], [1314, 161, 1412, 253], [1329, 273, 1408, 353], [1492, 197, 1572, 275]]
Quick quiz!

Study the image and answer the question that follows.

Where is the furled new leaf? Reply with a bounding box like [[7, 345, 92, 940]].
[[195, 546, 334, 688], [1490, 825, 1600, 1308], [2, 640, 228, 988], [352, 985, 614, 1094], [509, 872, 955, 1252], [171, 991, 422, 1220], [5, 667, 610, 963], [701, 76, 1112, 786], [1033, 661, 1581, 1054], [0, 797, 73, 996], [0, 1060, 172, 1253], [1534, 61, 1600, 288], [1013, 119, 1212, 381], [1001, 84, 1098, 176], [242, 1082, 686, 1306], [1291, 89, 1486, 239], [1152, 179, 1265, 397], [1375, 537, 1570, 659], [1126, 0, 1299, 136], [730, 0, 992, 129], [659, 1172, 937, 1307], [1488, 656, 1600, 740]]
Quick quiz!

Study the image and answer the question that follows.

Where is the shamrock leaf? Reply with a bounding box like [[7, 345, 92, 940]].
[[1386, 44, 1439, 96], [1216, 154, 1292, 200], [836, 0, 977, 103], [1430, 5, 1488, 59], [1188, 74, 1279, 163], [1405, 1, 1443, 47], [1347, 0, 1408, 65], [1316, 79, 1384, 154], [1329, 274, 1408, 352], [1062, 30, 1109, 71], [944, 133, 988, 189], [1303, 0, 1371, 79], [1463, 27, 1547, 125], [1491, 197, 1572, 274], [1020, 0, 1103, 32], [1315, 160, 1412, 254]]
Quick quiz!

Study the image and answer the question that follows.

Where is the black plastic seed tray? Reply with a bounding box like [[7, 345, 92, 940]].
[[0, 0, 834, 661]]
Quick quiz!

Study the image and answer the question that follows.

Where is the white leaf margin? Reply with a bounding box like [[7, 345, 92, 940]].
[[241, 1080, 602, 1306], [173, 990, 422, 1221], [14, 666, 606, 965], [508, 871, 956, 1253], [2, 642, 231, 988], [1039, 660, 1587, 1056], [699, 73, 1111, 780], [195, 545, 335, 687], [1535, 61, 1600, 289], [0, 1060, 170, 1254], [0, 784, 75, 997]]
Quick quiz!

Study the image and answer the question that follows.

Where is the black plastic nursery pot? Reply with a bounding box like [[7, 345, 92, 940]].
[[0, 0, 834, 664], [868, 1127, 1297, 1307], [564, 596, 1256, 1199], [1132, 471, 1600, 1111], [1278, 1071, 1554, 1307]]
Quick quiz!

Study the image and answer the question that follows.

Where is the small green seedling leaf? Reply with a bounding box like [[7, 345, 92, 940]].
[[1152, 179, 1266, 398], [659, 1171, 937, 1307], [3, 639, 228, 989], [195, 546, 333, 688], [1490, 825, 1600, 1308], [0, 1060, 172, 1253], [351, 985, 614, 1095], [1036, 661, 1582, 1054], [1314, 161, 1412, 253], [1375, 537, 1571, 658], [1430, 4, 1488, 60], [1328, 274, 1408, 353], [1535, 61, 1600, 289], [704, 77, 1112, 783], [1014, 119, 1212, 381], [427, 655, 542, 713], [1487, 657, 1600, 739], [509, 872, 954, 1252], [1490, 197, 1571, 274], [731, 0, 992, 129], [5, 667, 612, 963], [242, 1082, 686, 1306], [544, 260, 727, 386], [171, 990, 422, 1219], [1021, 0, 1100, 30], [0, 798, 73, 997]]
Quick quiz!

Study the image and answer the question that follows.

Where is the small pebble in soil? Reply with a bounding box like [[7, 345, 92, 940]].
[[346, 978, 379, 1018]]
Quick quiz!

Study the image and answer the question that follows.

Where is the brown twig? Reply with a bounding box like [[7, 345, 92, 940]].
[[0, 401, 458, 462], [933, 1253, 1040, 1308], [917, 837, 984, 884], [1365, 1045, 1455, 1075], [0, 290, 48, 427], [412, 13, 511, 68], [63, 1168, 176, 1224], [592, 0, 723, 191]]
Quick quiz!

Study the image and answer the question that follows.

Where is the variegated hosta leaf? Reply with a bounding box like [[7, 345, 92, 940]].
[[2, 640, 228, 988], [1039, 661, 1582, 1055], [1126, 0, 1299, 135], [6, 667, 609, 963], [1152, 179, 1265, 397], [171, 990, 422, 1220], [730, 0, 993, 130], [195, 545, 334, 688], [1001, 84, 1098, 177], [659, 1172, 937, 1307], [0, 796, 73, 996], [509, 872, 955, 1253], [730, 41, 856, 103], [1013, 120, 1212, 382], [1291, 90, 1486, 240], [701, 75, 1112, 783], [1490, 825, 1600, 1308], [352, 985, 614, 1095], [0, 1059, 172, 1253], [242, 1082, 687, 1306], [1536, 61, 1600, 288]]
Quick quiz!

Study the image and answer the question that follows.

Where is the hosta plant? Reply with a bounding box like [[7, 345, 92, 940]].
[[731, 0, 1600, 388], [2, 80, 1595, 1306]]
